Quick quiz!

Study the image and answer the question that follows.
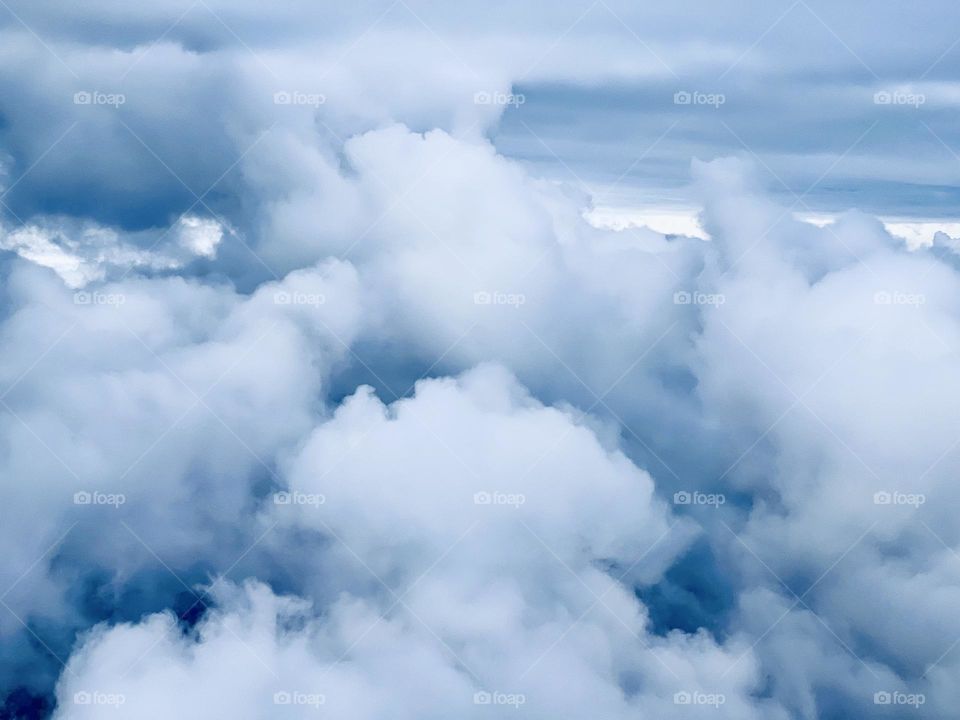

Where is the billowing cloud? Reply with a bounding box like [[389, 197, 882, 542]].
[[0, 2, 959, 719], [51, 366, 782, 720]]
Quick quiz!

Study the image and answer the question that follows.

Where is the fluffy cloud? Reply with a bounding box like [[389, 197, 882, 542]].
[[52, 367, 786, 719], [0, 258, 361, 694], [53, 579, 787, 720], [0, 216, 224, 288], [1, 2, 959, 718], [3, 127, 958, 720]]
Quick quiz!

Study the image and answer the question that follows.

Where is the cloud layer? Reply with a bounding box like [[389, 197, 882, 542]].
[[0, 3, 958, 719]]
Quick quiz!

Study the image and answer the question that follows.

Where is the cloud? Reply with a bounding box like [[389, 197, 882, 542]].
[[0, 2, 959, 718], [0, 127, 956, 719], [0, 257, 361, 694], [55, 577, 797, 719], [45, 365, 796, 719], [0, 215, 224, 287]]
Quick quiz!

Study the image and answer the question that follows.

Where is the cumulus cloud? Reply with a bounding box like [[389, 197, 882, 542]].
[[53, 579, 787, 720], [0, 257, 361, 696], [0, 2, 958, 719], [49, 365, 778, 719]]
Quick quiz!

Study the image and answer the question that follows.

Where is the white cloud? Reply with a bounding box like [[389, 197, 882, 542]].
[[0, 215, 224, 288], [0, 4, 959, 716]]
